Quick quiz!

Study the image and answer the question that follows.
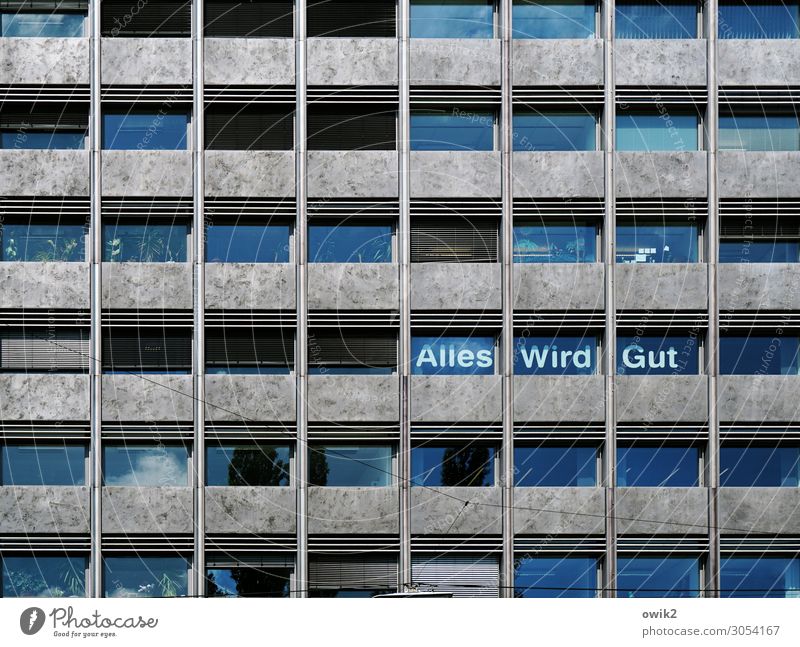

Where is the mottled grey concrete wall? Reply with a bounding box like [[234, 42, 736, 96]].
[[307, 487, 400, 534], [718, 152, 800, 197], [615, 40, 707, 86], [307, 151, 399, 198], [0, 486, 89, 534], [204, 38, 294, 85], [719, 488, 800, 534], [410, 487, 502, 534], [102, 151, 192, 196], [512, 40, 603, 86], [615, 152, 708, 198], [718, 376, 800, 423], [513, 263, 604, 311], [102, 487, 193, 534], [411, 375, 503, 422], [616, 375, 709, 423], [0, 150, 88, 196], [308, 263, 399, 310], [205, 263, 296, 310], [410, 152, 501, 197], [514, 488, 605, 534], [512, 152, 604, 198], [308, 38, 397, 85], [719, 40, 800, 86], [0, 375, 89, 421], [410, 39, 500, 86], [101, 38, 192, 85], [102, 263, 192, 310], [616, 488, 709, 534], [514, 376, 605, 423], [204, 151, 295, 197], [410, 263, 501, 310], [308, 375, 399, 422], [102, 375, 194, 422], [616, 264, 708, 311], [0, 262, 89, 309], [719, 264, 800, 311], [205, 375, 296, 422], [205, 487, 296, 534], [0, 38, 89, 84]]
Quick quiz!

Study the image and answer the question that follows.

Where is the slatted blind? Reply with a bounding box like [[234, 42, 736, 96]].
[[205, 105, 294, 151], [0, 1, 87, 9], [309, 557, 397, 590], [307, 0, 396, 37], [204, 0, 293, 36], [307, 107, 396, 151], [206, 330, 294, 368], [720, 216, 800, 240], [308, 331, 396, 369], [412, 556, 500, 598], [102, 330, 192, 371], [0, 329, 89, 371], [100, 0, 191, 36], [0, 108, 88, 130], [410, 217, 499, 262]]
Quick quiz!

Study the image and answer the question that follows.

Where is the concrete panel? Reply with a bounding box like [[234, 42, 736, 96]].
[[410, 151, 501, 198], [308, 263, 399, 310], [0, 486, 89, 534], [308, 487, 399, 534], [307, 151, 399, 198], [102, 375, 193, 422], [512, 152, 604, 198], [101, 38, 191, 85], [410, 39, 500, 86], [0, 150, 88, 196], [718, 376, 800, 423], [204, 151, 295, 197], [410, 263, 501, 311], [0, 262, 88, 309], [205, 263, 296, 310], [513, 263, 604, 311], [308, 375, 399, 422], [615, 40, 707, 86], [411, 375, 503, 423], [102, 263, 192, 310], [719, 488, 800, 534], [616, 263, 708, 311], [308, 38, 397, 85], [512, 39, 603, 86], [513, 376, 605, 423], [719, 264, 800, 311], [205, 375, 296, 422], [102, 151, 192, 197], [719, 40, 800, 86], [616, 375, 708, 423], [513, 488, 606, 535], [616, 488, 709, 535], [205, 487, 296, 534], [719, 152, 800, 198], [0, 375, 89, 421], [410, 487, 503, 535], [0, 38, 89, 84], [615, 152, 707, 198], [102, 487, 193, 534], [204, 38, 294, 85]]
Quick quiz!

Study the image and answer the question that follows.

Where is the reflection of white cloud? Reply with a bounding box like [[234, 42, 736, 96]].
[[107, 586, 149, 598], [106, 451, 186, 486]]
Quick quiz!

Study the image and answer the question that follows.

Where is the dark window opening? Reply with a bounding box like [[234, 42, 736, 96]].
[[100, 0, 191, 36], [308, 330, 397, 374], [410, 216, 498, 262], [204, 0, 293, 37], [102, 328, 192, 373], [307, 105, 396, 151], [206, 329, 294, 374], [307, 0, 396, 37], [205, 103, 294, 150]]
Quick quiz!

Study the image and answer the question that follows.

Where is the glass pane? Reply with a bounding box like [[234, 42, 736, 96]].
[[1, 445, 85, 486], [206, 567, 291, 597], [719, 1, 800, 38], [1, 131, 85, 150], [1, 12, 85, 37], [102, 223, 187, 262], [719, 115, 800, 151], [515, 445, 597, 486], [410, 0, 494, 38], [410, 111, 494, 151], [309, 445, 392, 486], [617, 445, 699, 486], [721, 557, 800, 598], [515, 556, 597, 597], [616, 220, 698, 263], [411, 445, 495, 486], [2, 556, 86, 597], [206, 224, 290, 263], [206, 445, 290, 486], [308, 223, 393, 262], [0, 223, 86, 261], [102, 113, 188, 150], [103, 445, 189, 486], [720, 239, 800, 263], [513, 220, 597, 262], [721, 446, 800, 486], [720, 336, 800, 375], [513, 112, 596, 151], [616, 113, 698, 151], [411, 336, 496, 375], [616, 0, 698, 38], [309, 589, 393, 597], [514, 335, 598, 375], [104, 556, 188, 598], [617, 335, 700, 375], [512, 0, 595, 38], [617, 557, 700, 597]]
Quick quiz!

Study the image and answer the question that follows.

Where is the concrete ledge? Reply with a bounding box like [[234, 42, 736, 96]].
[[616, 263, 708, 311], [308, 486, 400, 534], [0, 37, 89, 84], [411, 375, 503, 423], [204, 38, 294, 85], [615, 40, 707, 86], [513, 488, 606, 534], [308, 375, 399, 422], [410, 151, 501, 198], [719, 151, 800, 198], [410, 263, 501, 310], [102, 487, 193, 534], [0, 150, 88, 196], [102, 151, 192, 197], [514, 376, 605, 423], [307, 151, 399, 198], [615, 152, 707, 198], [204, 151, 295, 197], [719, 488, 800, 534], [616, 487, 708, 534], [512, 39, 603, 86], [0, 486, 89, 534], [102, 375, 193, 422], [0, 375, 89, 421], [102, 263, 192, 310], [718, 376, 800, 423], [205, 263, 296, 310], [101, 37, 191, 85], [513, 263, 604, 311], [205, 375, 296, 422], [0, 262, 88, 309], [512, 152, 604, 198], [308, 38, 397, 85], [308, 263, 398, 310], [410, 487, 502, 534], [616, 375, 708, 423], [719, 264, 800, 311], [411, 39, 500, 86], [205, 487, 296, 534], [719, 40, 800, 86]]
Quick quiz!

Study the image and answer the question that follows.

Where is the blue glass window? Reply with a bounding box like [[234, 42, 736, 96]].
[[1, 12, 85, 36], [616, 112, 698, 151], [309, 445, 392, 487], [2, 555, 86, 597], [0, 222, 86, 261], [104, 556, 188, 598], [102, 222, 188, 262], [103, 445, 189, 486], [411, 444, 495, 486], [720, 239, 800, 263], [309, 221, 393, 263], [1, 444, 85, 486], [513, 111, 597, 151], [617, 444, 699, 486], [206, 223, 290, 263], [616, 0, 698, 38], [721, 557, 800, 598], [719, 0, 800, 38], [720, 336, 800, 375], [411, 336, 496, 375], [721, 445, 800, 487], [617, 556, 701, 597], [617, 335, 699, 375], [102, 113, 188, 150], [410, 0, 494, 38], [513, 220, 597, 262], [0, 131, 85, 149], [206, 445, 291, 486], [515, 445, 597, 486], [411, 110, 495, 151], [616, 220, 698, 263], [514, 335, 598, 375], [515, 556, 598, 597], [207, 565, 292, 598], [512, 0, 595, 38], [719, 114, 800, 151]]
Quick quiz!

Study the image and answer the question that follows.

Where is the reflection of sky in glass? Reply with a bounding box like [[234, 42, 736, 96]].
[[309, 224, 392, 262], [1, 132, 85, 149], [104, 556, 188, 598], [721, 446, 800, 486], [514, 336, 597, 375], [206, 224, 290, 262], [616, 220, 698, 263], [206, 445, 291, 486], [617, 557, 700, 597], [720, 239, 800, 263], [617, 113, 698, 151], [411, 112, 494, 151], [2, 556, 86, 597], [103, 113, 188, 150], [1, 13, 85, 36], [515, 557, 597, 597], [719, 115, 800, 151], [310, 445, 392, 486], [513, 221, 596, 262], [512, 0, 595, 38], [617, 445, 699, 486], [515, 445, 597, 486], [102, 223, 187, 262], [410, 1, 494, 38], [411, 445, 495, 486], [720, 336, 800, 375], [513, 112, 596, 151], [616, 1, 697, 38], [0, 223, 86, 261], [411, 336, 495, 375], [1, 445, 85, 485], [104, 445, 188, 486], [721, 557, 800, 598], [719, 1, 800, 38]]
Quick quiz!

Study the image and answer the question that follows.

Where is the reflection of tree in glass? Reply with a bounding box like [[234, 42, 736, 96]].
[[207, 568, 289, 598], [309, 450, 330, 486], [3, 564, 84, 598], [227, 447, 289, 486], [441, 446, 490, 486]]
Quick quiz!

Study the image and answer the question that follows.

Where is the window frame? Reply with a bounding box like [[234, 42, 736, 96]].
[[0, 442, 89, 486], [307, 216, 396, 264], [101, 109, 192, 151], [410, 0, 498, 39], [410, 441, 499, 487], [410, 107, 499, 152], [308, 443, 396, 487], [102, 442, 192, 487], [513, 442, 601, 487], [615, 0, 703, 39], [511, 0, 600, 39], [616, 441, 705, 487]]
